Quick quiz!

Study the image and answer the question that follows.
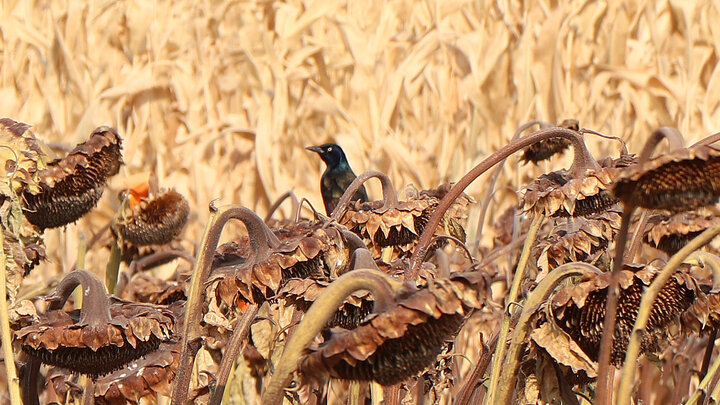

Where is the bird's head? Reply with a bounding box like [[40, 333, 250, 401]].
[[306, 143, 348, 168]]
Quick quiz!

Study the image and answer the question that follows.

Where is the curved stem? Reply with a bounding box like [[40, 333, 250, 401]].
[[171, 205, 280, 405], [617, 220, 720, 405], [331, 170, 399, 220], [581, 128, 629, 156], [474, 120, 550, 255], [264, 190, 298, 222], [294, 197, 319, 222], [0, 231, 21, 405], [208, 304, 260, 405], [685, 251, 720, 292], [692, 131, 720, 147], [484, 213, 545, 404], [409, 127, 599, 281], [423, 234, 475, 265], [260, 269, 403, 404], [637, 127, 684, 163], [494, 262, 602, 405], [21, 270, 111, 405]]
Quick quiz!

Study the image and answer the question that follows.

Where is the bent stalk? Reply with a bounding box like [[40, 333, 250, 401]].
[[409, 127, 599, 281]]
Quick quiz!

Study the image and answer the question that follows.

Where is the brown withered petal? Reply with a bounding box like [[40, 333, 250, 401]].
[[535, 210, 621, 272], [613, 143, 720, 211], [644, 212, 720, 255], [519, 167, 618, 218], [298, 273, 486, 385], [22, 126, 123, 229], [118, 190, 190, 246], [210, 220, 349, 306], [17, 298, 175, 378], [549, 264, 697, 365]]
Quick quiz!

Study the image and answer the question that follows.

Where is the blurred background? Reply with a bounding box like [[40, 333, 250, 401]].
[[2, 0, 718, 282]]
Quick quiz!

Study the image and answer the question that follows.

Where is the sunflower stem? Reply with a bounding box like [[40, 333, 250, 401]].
[[0, 231, 22, 405], [172, 205, 279, 405], [331, 170, 399, 220], [409, 127, 599, 281], [617, 220, 720, 405], [209, 304, 260, 405], [494, 262, 602, 405], [260, 269, 403, 404], [105, 239, 122, 294], [484, 213, 545, 404]]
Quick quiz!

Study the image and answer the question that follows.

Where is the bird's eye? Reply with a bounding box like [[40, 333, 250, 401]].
[[327, 147, 333, 152]]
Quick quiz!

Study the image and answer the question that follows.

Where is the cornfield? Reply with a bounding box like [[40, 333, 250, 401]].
[[3, 0, 720, 404]]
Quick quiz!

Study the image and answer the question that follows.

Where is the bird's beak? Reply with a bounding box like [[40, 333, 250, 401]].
[[305, 145, 322, 153]]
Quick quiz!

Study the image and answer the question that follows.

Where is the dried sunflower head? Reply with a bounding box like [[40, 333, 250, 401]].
[[210, 218, 349, 306], [339, 182, 472, 259], [613, 143, 720, 211], [298, 272, 486, 385], [17, 271, 175, 379], [644, 212, 720, 255], [534, 210, 621, 272], [519, 119, 578, 164], [549, 264, 697, 365], [22, 126, 123, 230], [116, 189, 190, 246], [519, 167, 618, 218]]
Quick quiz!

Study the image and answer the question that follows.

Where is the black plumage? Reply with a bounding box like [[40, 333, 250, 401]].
[[307, 144, 369, 214]]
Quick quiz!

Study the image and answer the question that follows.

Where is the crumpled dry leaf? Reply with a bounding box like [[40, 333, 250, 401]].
[[530, 321, 597, 377]]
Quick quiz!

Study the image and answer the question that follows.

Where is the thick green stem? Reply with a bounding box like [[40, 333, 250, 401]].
[[0, 231, 21, 405], [105, 240, 122, 294], [409, 127, 599, 281], [616, 221, 720, 405], [260, 269, 403, 404], [484, 213, 545, 404], [331, 170, 399, 220], [495, 262, 602, 405], [208, 304, 260, 405], [172, 205, 280, 405]]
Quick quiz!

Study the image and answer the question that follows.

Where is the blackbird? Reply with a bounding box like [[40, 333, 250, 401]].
[[306, 143, 368, 215]]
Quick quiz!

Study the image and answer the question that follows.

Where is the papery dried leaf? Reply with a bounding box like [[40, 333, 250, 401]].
[[530, 322, 597, 377], [645, 212, 719, 255]]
